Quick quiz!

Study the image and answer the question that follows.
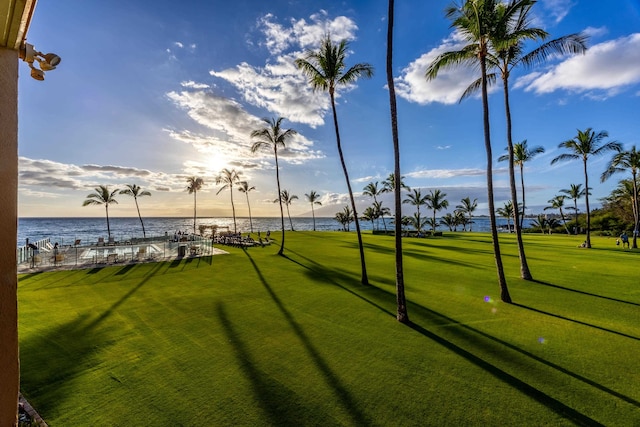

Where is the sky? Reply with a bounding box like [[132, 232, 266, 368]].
[[17, 0, 640, 219]]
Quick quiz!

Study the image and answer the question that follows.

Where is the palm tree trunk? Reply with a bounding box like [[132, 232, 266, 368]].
[[134, 198, 146, 238], [230, 187, 237, 234], [573, 199, 579, 234], [193, 191, 197, 235], [503, 75, 532, 280], [330, 89, 368, 285], [311, 205, 316, 231], [560, 208, 570, 234], [274, 148, 286, 255], [388, 0, 408, 322], [481, 53, 511, 303], [583, 160, 591, 248], [286, 204, 294, 231], [632, 171, 638, 248], [105, 204, 111, 239], [519, 164, 526, 229], [246, 194, 254, 234]]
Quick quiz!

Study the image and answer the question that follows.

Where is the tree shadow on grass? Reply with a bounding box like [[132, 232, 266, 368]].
[[280, 251, 638, 419], [531, 280, 640, 307], [512, 303, 640, 342], [215, 302, 326, 426], [20, 314, 113, 419], [242, 250, 371, 426], [21, 261, 167, 419]]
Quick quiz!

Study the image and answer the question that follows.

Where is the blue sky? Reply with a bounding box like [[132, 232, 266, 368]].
[[18, 0, 640, 218]]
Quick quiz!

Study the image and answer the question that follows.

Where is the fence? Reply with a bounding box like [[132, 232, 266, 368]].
[[17, 234, 215, 269]]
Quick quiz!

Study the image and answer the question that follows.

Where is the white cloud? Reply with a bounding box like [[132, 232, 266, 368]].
[[166, 90, 323, 167], [395, 32, 480, 105], [174, 41, 184, 48], [516, 33, 640, 96], [210, 13, 361, 127]]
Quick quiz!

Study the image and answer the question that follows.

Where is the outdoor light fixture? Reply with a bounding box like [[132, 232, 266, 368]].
[[19, 42, 61, 81]]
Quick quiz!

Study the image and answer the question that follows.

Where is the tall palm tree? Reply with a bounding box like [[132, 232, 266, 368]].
[[427, 0, 512, 303], [186, 177, 204, 235], [388, 0, 409, 324], [296, 36, 373, 285], [498, 140, 545, 227], [119, 184, 151, 238], [305, 190, 323, 231], [560, 183, 586, 233], [238, 181, 256, 234], [456, 197, 478, 231], [425, 189, 449, 233], [487, 0, 586, 279], [250, 117, 297, 256], [544, 195, 570, 234], [216, 168, 242, 234], [601, 145, 640, 248], [83, 185, 119, 239], [551, 128, 622, 248], [275, 190, 298, 231]]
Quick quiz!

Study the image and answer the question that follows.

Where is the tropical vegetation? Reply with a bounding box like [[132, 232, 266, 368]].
[[118, 184, 151, 238]]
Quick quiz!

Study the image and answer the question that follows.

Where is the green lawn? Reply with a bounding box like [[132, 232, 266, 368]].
[[18, 231, 640, 426]]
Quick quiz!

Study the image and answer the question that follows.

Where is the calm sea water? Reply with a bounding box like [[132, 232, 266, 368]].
[[17, 216, 533, 247]]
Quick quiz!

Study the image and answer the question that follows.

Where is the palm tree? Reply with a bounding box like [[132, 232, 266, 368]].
[[498, 140, 545, 227], [560, 183, 586, 233], [296, 36, 373, 285], [381, 172, 409, 194], [388, 0, 409, 324], [363, 181, 384, 230], [425, 189, 449, 233], [216, 168, 242, 234], [403, 188, 428, 219], [601, 145, 640, 248], [238, 181, 256, 234], [551, 128, 622, 248], [186, 177, 204, 235], [411, 212, 429, 234], [361, 206, 377, 231], [488, 0, 586, 279], [275, 190, 298, 231], [544, 195, 570, 234], [454, 210, 469, 231], [440, 213, 457, 231], [251, 117, 297, 256], [530, 214, 548, 234], [305, 190, 323, 231], [373, 201, 391, 232], [335, 206, 354, 231], [456, 197, 478, 231], [427, 0, 512, 303], [83, 185, 119, 239], [119, 184, 151, 238], [496, 200, 515, 232]]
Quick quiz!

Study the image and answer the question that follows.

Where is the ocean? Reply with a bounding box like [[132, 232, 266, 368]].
[[17, 216, 534, 248]]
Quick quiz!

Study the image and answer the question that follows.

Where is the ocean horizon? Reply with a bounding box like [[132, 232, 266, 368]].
[[18, 216, 534, 247]]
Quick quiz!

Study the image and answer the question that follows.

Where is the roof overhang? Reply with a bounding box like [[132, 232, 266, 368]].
[[1, 0, 37, 50]]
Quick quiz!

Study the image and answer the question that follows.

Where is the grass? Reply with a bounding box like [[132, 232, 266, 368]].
[[18, 231, 640, 426]]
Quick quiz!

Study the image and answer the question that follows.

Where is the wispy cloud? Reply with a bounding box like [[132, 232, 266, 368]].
[[540, 0, 575, 24]]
